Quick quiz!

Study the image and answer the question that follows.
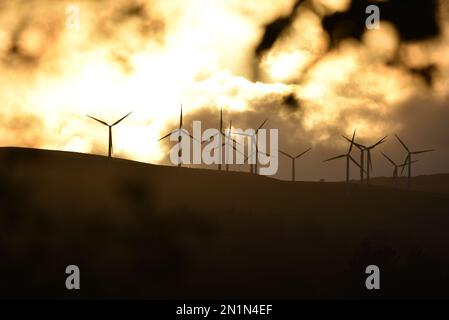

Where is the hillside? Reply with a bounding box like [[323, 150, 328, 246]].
[[367, 174, 449, 194], [1, 147, 449, 299]]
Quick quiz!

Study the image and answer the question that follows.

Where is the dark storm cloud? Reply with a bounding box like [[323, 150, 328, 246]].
[[0, 3, 63, 72], [254, 0, 442, 85], [93, 1, 166, 71], [390, 95, 449, 148], [97, 1, 165, 40], [255, 0, 304, 58], [322, 0, 440, 47], [409, 65, 437, 87], [113, 1, 165, 37], [320, 0, 441, 86], [282, 93, 302, 112], [177, 75, 449, 180], [3, 20, 38, 67]]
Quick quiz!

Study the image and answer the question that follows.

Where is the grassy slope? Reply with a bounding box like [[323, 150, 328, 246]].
[[1, 147, 449, 299], [368, 174, 449, 194]]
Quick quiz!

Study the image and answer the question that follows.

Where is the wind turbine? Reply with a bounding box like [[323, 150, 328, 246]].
[[342, 139, 366, 184], [208, 106, 226, 170], [87, 111, 132, 158], [241, 149, 275, 174], [211, 119, 245, 172], [221, 120, 247, 172], [364, 137, 387, 183], [204, 107, 241, 170], [324, 130, 364, 192], [233, 119, 268, 174], [159, 104, 197, 167], [343, 135, 387, 184], [279, 148, 312, 181], [395, 134, 434, 188], [381, 152, 418, 185], [217, 107, 226, 170]]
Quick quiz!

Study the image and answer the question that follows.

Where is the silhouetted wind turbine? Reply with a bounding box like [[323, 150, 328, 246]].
[[218, 107, 225, 170], [204, 107, 241, 171], [364, 137, 387, 183], [381, 152, 417, 185], [159, 104, 197, 167], [343, 135, 387, 184], [221, 120, 246, 172], [279, 148, 311, 181], [342, 138, 366, 184], [233, 119, 268, 174], [324, 130, 364, 192], [87, 111, 132, 158], [241, 149, 275, 174], [212, 119, 244, 172], [395, 134, 434, 188]]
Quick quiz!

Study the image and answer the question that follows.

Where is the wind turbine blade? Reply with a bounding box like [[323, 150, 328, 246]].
[[349, 155, 364, 172], [230, 143, 246, 157], [180, 104, 183, 128], [219, 130, 241, 147], [295, 147, 312, 159], [400, 155, 410, 175], [256, 119, 268, 132], [404, 160, 419, 165], [369, 136, 387, 149], [158, 131, 173, 141], [342, 135, 364, 150], [112, 111, 132, 126], [245, 148, 273, 162], [323, 154, 346, 162], [188, 134, 201, 143], [342, 135, 351, 143], [348, 129, 356, 153], [398, 160, 418, 169], [232, 132, 252, 137], [202, 131, 220, 144], [381, 152, 396, 166], [279, 150, 293, 159], [412, 149, 435, 154], [230, 137, 241, 146], [232, 131, 257, 151], [395, 134, 410, 152], [219, 141, 241, 154], [227, 120, 242, 145], [353, 143, 364, 150], [87, 115, 109, 126], [400, 165, 406, 176]]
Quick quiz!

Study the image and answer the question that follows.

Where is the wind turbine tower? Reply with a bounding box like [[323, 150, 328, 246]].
[[87, 111, 132, 158], [279, 148, 312, 181]]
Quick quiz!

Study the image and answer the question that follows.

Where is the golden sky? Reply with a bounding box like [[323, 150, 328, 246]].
[[0, 0, 448, 180]]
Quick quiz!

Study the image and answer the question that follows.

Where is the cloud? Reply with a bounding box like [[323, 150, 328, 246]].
[[0, 0, 448, 181]]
